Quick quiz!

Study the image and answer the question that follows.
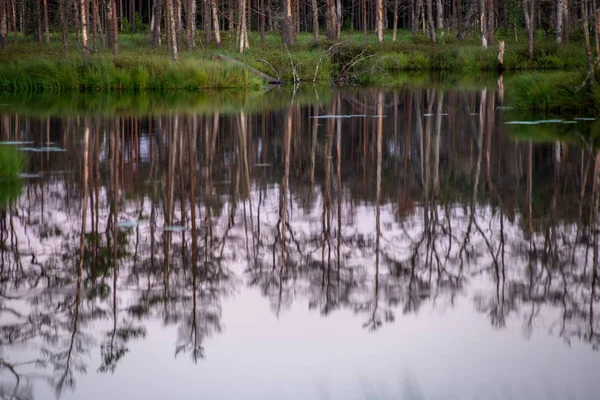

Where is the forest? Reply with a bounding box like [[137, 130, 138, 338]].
[[0, 0, 597, 67]]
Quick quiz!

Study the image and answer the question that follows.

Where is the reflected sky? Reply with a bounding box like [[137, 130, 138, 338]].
[[0, 86, 599, 400]]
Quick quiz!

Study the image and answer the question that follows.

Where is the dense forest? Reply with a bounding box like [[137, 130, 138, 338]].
[[0, 0, 596, 58]]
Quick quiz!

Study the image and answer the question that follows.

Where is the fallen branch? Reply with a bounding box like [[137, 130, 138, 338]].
[[257, 59, 281, 82], [217, 54, 281, 84], [313, 42, 342, 84]]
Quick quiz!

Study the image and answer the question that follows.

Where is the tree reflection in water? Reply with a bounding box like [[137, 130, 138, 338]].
[[0, 88, 599, 398]]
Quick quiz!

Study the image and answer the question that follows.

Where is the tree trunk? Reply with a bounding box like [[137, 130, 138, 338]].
[[362, 0, 367, 41], [166, 0, 178, 60], [152, 0, 162, 49], [376, 0, 384, 43], [326, 0, 337, 40], [187, 0, 196, 49], [43, 0, 49, 42], [81, 0, 89, 54], [176, 0, 183, 51], [393, 0, 398, 41], [562, 0, 568, 42], [583, 0, 596, 82], [526, 0, 534, 59], [335, 0, 341, 38], [281, 0, 296, 46], [0, 0, 6, 49], [311, 0, 319, 40], [212, 0, 221, 47], [237, 0, 249, 52], [593, 0, 600, 60], [427, 0, 436, 43], [556, 0, 563, 43], [60, 0, 69, 55], [204, 0, 211, 43], [486, 0, 494, 45], [480, 0, 487, 48], [35, 0, 42, 41], [110, 0, 119, 55], [413, 0, 422, 36], [260, 0, 266, 41], [436, 0, 443, 28]]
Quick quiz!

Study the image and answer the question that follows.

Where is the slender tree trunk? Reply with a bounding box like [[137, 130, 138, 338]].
[[413, 0, 422, 36], [335, 0, 341, 38], [260, 0, 266, 41], [436, 0, 443, 28], [457, 0, 464, 39], [527, 0, 534, 59], [176, 0, 183, 51], [237, 0, 249, 52], [0, 0, 6, 49], [212, 0, 221, 47], [427, 0, 436, 43], [166, 0, 178, 60], [187, 0, 196, 49], [480, 0, 488, 48], [376, 0, 384, 43], [326, 0, 337, 40], [60, 0, 69, 55], [204, 0, 211, 43], [593, 0, 600, 60], [311, 0, 319, 40], [152, 0, 162, 49], [42, 0, 49, 42], [556, 0, 563, 43], [583, 0, 596, 82], [81, 0, 89, 54], [362, 0, 367, 41], [393, 0, 398, 41], [486, 0, 494, 45], [110, 0, 119, 55], [282, 0, 296, 45], [35, 0, 42, 41], [563, 0, 568, 42]]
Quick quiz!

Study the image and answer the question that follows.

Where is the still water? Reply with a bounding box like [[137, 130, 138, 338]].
[[0, 85, 599, 400]]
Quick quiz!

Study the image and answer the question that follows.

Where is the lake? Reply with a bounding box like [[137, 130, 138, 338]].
[[0, 82, 599, 400]]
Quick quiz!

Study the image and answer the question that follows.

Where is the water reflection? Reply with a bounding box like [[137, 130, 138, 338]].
[[0, 88, 599, 399]]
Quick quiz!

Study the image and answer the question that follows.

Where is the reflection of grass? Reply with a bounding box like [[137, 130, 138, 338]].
[[0, 178, 22, 208], [0, 85, 331, 117], [506, 72, 600, 112], [0, 146, 24, 177]]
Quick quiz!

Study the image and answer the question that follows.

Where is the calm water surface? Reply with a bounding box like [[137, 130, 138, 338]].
[[1, 85, 600, 400]]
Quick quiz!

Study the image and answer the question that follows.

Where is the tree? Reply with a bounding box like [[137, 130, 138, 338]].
[[376, 0, 384, 43], [281, 0, 296, 46]]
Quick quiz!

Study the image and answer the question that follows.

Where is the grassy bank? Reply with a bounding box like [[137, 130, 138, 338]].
[[0, 30, 591, 93]]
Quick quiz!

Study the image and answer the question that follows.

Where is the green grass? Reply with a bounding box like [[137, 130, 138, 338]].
[[0, 29, 592, 93], [0, 145, 25, 178]]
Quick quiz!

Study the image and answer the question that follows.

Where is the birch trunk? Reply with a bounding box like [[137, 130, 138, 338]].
[[556, 0, 563, 43], [212, 0, 221, 47], [81, 0, 89, 54]]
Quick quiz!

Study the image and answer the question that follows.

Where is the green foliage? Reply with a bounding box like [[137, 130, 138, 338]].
[[0, 30, 591, 92]]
